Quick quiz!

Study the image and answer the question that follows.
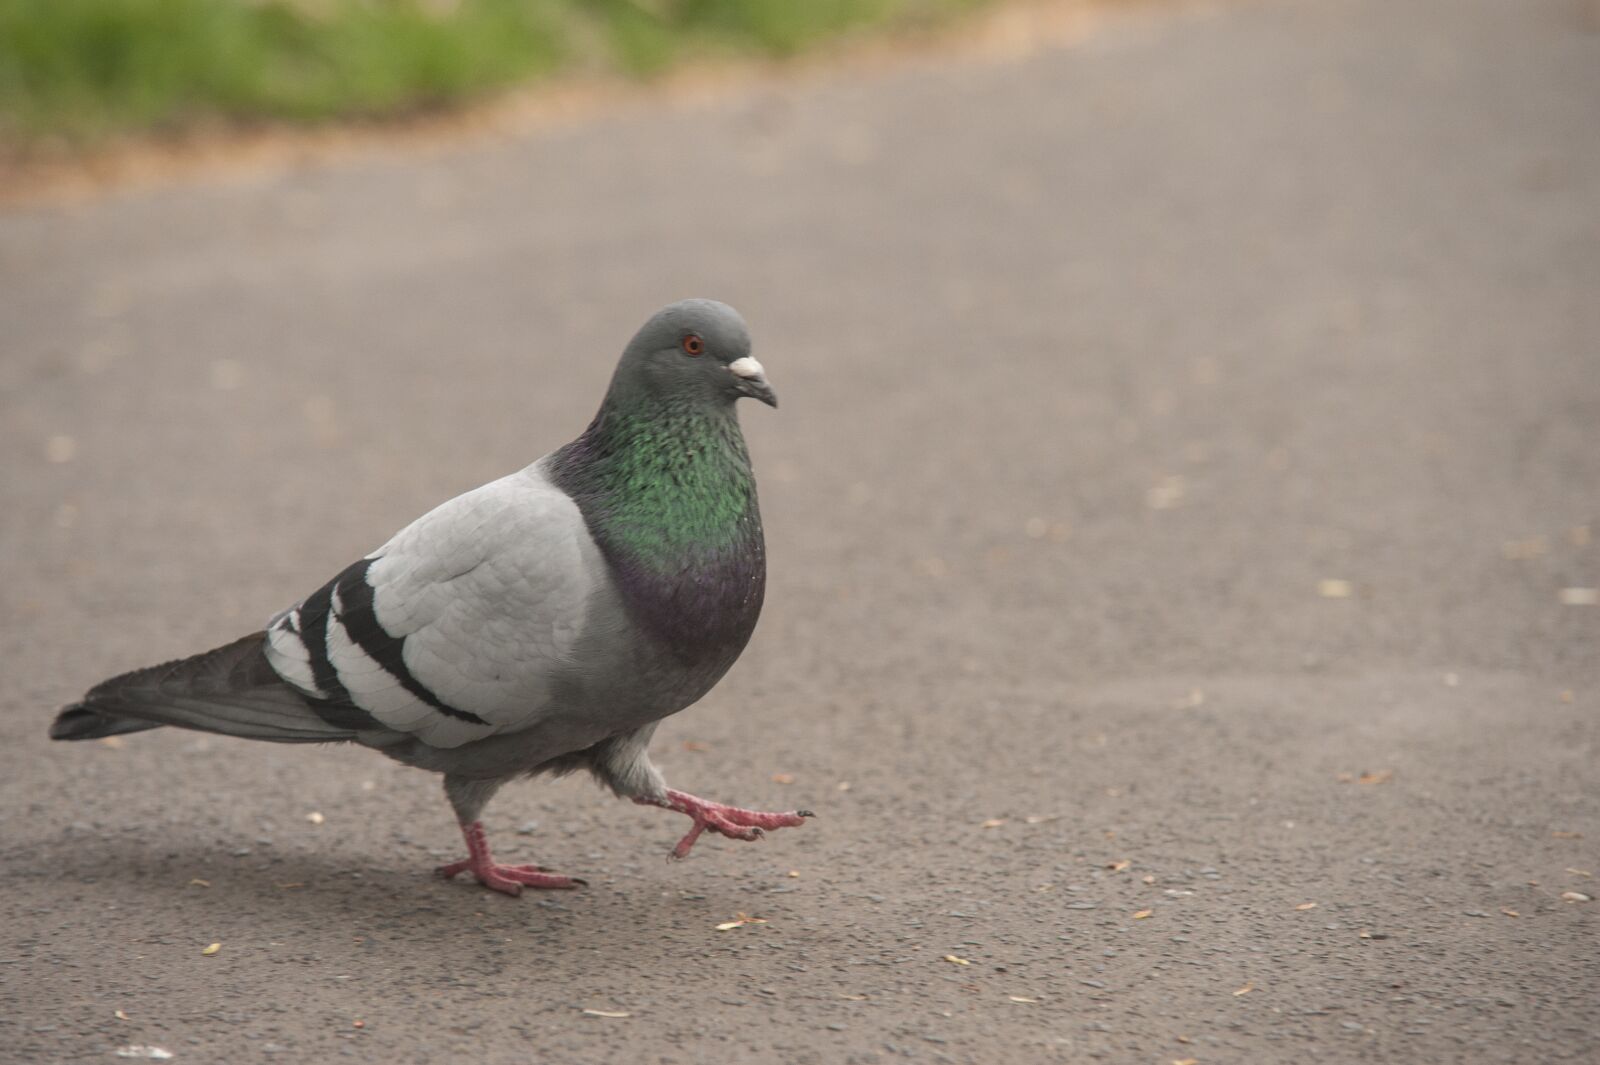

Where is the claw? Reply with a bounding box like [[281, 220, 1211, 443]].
[[438, 820, 586, 895], [642, 788, 810, 859]]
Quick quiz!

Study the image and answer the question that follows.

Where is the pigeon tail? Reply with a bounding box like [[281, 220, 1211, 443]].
[[50, 631, 367, 744], [49, 707, 163, 740]]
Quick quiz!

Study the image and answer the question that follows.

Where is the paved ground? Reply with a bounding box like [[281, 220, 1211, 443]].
[[3, 0, 1598, 1061]]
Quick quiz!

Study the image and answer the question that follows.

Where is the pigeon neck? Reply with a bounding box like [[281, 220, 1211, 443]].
[[555, 396, 758, 559], [550, 395, 766, 665]]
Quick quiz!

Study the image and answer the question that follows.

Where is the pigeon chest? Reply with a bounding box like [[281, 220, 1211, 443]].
[[607, 513, 767, 697]]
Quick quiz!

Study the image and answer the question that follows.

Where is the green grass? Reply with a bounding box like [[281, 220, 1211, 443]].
[[0, 0, 984, 147]]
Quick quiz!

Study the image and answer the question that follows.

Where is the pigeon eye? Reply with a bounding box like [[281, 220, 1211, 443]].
[[681, 334, 704, 357]]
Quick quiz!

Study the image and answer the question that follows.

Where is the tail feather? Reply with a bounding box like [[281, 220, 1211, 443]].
[[52, 632, 367, 744], [50, 708, 163, 740]]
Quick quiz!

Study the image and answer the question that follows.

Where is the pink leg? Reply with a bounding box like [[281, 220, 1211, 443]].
[[634, 788, 812, 860], [436, 820, 586, 896]]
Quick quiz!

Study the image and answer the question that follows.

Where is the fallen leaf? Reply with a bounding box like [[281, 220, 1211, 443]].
[[1008, 996, 1039, 1004], [1233, 983, 1254, 996], [1142, 874, 1157, 885], [580, 1009, 631, 1018], [188, 878, 210, 888], [1132, 909, 1153, 919], [1561, 892, 1592, 903], [1567, 868, 1594, 878], [1501, 909, 1520, 918], [1358, 769, 1393, 785], [201, 943, 221, 956], [1176, 1035, 1192, 1044], [1295, 902, 1318, 911], [114, 1010, 129, 1020], [787, 870, 800, 878], [1318, 579, 1353, 599], [114, 1049, 173, 1061], [1145, 475, 1186, 510], [1107, 860, 1131, 872], [1335, 772, 1355, 783], [981, 818, 1007, 829], [306, 811, 325, 825], [771, 773, 795, 785], [943, 955, 971, 966], [46, 434, 77, 463], [715, 912, 768, 931], [1501, 536, 1548, 560], [352, 1019, 365, 1029], [1023, 814, 1060, 824]]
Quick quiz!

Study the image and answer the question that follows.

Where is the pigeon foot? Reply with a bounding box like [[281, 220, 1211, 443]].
[[437, 820, 586, 896], [635, 788, 812, 860]]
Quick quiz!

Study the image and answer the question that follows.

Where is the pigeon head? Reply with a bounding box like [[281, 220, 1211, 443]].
[[612, 299, 776, 410]]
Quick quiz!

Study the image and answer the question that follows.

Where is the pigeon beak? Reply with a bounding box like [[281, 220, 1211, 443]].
[[729, 356, 778, 408]]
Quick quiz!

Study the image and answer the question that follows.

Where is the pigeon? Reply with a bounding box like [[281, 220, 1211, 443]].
[[50, 299, 810, 895]]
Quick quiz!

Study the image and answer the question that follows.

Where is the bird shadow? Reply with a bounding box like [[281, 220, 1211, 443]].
[[8, 833, 752, 972]]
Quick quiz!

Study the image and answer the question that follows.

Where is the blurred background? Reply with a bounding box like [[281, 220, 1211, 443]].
[[2, 1, 1598, 1063], [0, 0, 1004, 149]]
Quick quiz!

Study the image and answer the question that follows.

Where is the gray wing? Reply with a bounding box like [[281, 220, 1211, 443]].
[[264, 462, 612, 750]]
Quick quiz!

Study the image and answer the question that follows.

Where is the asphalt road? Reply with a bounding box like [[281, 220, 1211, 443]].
[[2, 0, 1597, 1062]]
